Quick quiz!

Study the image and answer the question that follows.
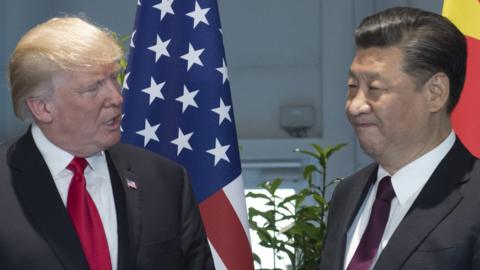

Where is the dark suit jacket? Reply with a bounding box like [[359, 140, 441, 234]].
[[0, 130, 214, 270], [319, 139, 480, 270]]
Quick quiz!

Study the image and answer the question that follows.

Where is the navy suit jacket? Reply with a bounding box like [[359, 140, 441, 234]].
[[319, 139, 480, 270], [0, 130, 214, 270]]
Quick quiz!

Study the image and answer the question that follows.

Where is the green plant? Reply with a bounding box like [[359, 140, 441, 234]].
[[111, 32, 131, 86], [247, 143, 346, 270]]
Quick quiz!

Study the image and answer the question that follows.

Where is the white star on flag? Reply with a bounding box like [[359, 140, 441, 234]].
[[171, 128, 194, 155], [180, 43, 205, 71], [130, 30, 136, 48], [148, 35, 171, 62], [175, 85, 199, 113], [136, 119, 161, 147], [153, 0, 175, 21], [120, 114, 125, 132], [206, 138, 230, 166], [186, 1, 210, 29], [122, 72, 130, 91], [142, 77, 165, 105], [137, 0, 141, 6], [216, 59, 228, 84], [211, 98, 232, 125]]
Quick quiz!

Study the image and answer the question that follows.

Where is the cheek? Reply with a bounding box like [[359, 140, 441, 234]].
[[345, 101, 353, 118], [376, 104, 419, 139]]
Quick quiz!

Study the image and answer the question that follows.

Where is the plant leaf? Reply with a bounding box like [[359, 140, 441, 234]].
[[325, 143, 348, 158], [303, 164, 318, 179], [246, 192, 272, 201], [253, 253, 262, 264]]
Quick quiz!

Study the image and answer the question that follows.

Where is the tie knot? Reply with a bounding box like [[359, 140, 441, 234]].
[[376, 176, 395, 202], [67, 157, 88, 174]]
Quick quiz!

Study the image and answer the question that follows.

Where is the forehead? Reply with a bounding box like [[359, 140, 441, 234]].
[[349, 46, 405, 79], [52, 63, 119, 88]]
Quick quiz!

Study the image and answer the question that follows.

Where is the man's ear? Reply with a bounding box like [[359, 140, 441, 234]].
[[26, 97, 54, 124], [424, 72, 450, 113]]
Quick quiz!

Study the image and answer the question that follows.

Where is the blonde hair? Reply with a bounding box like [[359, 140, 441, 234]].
[[8, 16, 124, 121]]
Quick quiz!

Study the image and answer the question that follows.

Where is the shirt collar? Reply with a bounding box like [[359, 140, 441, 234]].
[[86, 151, 110, 179], [377, 131, 456, 204], [32, 124, 74, 177], [31, 124, 108, 178]]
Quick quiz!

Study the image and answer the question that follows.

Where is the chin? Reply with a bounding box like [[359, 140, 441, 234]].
[[101, 133, 121, 149], [358, 140, 382, 158]]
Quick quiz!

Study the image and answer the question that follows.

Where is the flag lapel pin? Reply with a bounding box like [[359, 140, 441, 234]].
[[123, 171, 139, 190], [126, 179, 138, 190]]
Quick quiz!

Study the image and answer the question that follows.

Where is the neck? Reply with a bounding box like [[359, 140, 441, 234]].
[[379, 121, 452, 175], [36, 123, 98, 158]]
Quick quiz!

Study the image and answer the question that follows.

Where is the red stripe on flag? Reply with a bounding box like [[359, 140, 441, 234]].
[[452, 36, 480, 157], [199, 189, 253, 270]]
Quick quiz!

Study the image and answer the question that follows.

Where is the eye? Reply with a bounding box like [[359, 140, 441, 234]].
[[347, 83, 358, 99], [82, 82, 101, 95], [368, 84, 387, 92], [347, 80, 358, 91]]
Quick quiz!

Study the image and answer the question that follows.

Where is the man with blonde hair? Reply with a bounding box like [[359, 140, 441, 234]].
[[0, 16, 214, 270]]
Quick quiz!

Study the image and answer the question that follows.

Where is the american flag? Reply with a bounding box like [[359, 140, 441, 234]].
[[120, 0, 253, 269]]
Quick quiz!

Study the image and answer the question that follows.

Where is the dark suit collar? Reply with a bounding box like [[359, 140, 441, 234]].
[[105, 146, 142, 267], [334, 163, 378, 269], [105, 151, 135, 270], [342, 164, 378, 233], [9, 129, 89, 270], [374, 138, 476, 269]]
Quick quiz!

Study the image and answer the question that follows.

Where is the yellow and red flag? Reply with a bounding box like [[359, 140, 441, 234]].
[[443, 0, 480, 157]]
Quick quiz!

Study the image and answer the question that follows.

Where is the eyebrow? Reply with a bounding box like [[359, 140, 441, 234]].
[[349, 69, 382, 82], [77, 74, 110, 92], [348, 70, 356, 79]]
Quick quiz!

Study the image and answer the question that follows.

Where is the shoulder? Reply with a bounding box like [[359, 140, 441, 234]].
[[334, 162, 377, 193], [110, 143, 178, 163], [0, 141, 11, 167], [461, 158, 480, 191], [0, 141, 11, 156], [108, 143, 185, 175], [0, 137, 22, 165]]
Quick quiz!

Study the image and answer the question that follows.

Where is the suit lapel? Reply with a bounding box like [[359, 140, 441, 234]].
[[106, 147, 142, 266], [335, 164, 378, 269], [340, 165, 378, 236], [9, 130, 89, 270], [105, 152, 132, 270], [374, 139, 475, 270]]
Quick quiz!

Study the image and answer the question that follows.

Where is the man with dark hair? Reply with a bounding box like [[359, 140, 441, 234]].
[[319, 7, 480, 270]]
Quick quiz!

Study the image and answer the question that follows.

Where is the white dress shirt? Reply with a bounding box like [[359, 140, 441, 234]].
[[344, 131, 456, 270], [31, 124, 118, 270]]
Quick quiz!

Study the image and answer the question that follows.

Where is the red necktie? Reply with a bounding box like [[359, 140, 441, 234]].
[[66, 157, 112, 270], [347, 176, 395, 270]]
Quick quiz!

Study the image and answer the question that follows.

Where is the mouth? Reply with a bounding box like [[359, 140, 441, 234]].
[[351, 120, 377, 129], [354, 122, 375, 128], [104, 114, 121, 130]]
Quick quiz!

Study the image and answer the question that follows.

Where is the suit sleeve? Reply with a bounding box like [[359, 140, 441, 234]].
[[179, 168, 215, 270]]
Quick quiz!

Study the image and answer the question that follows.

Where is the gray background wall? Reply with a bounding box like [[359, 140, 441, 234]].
[[0, 0, 442, 191]]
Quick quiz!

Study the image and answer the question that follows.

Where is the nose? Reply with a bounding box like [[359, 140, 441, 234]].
[[104, 77, 123, 107], [346, 89, 371, 116]]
